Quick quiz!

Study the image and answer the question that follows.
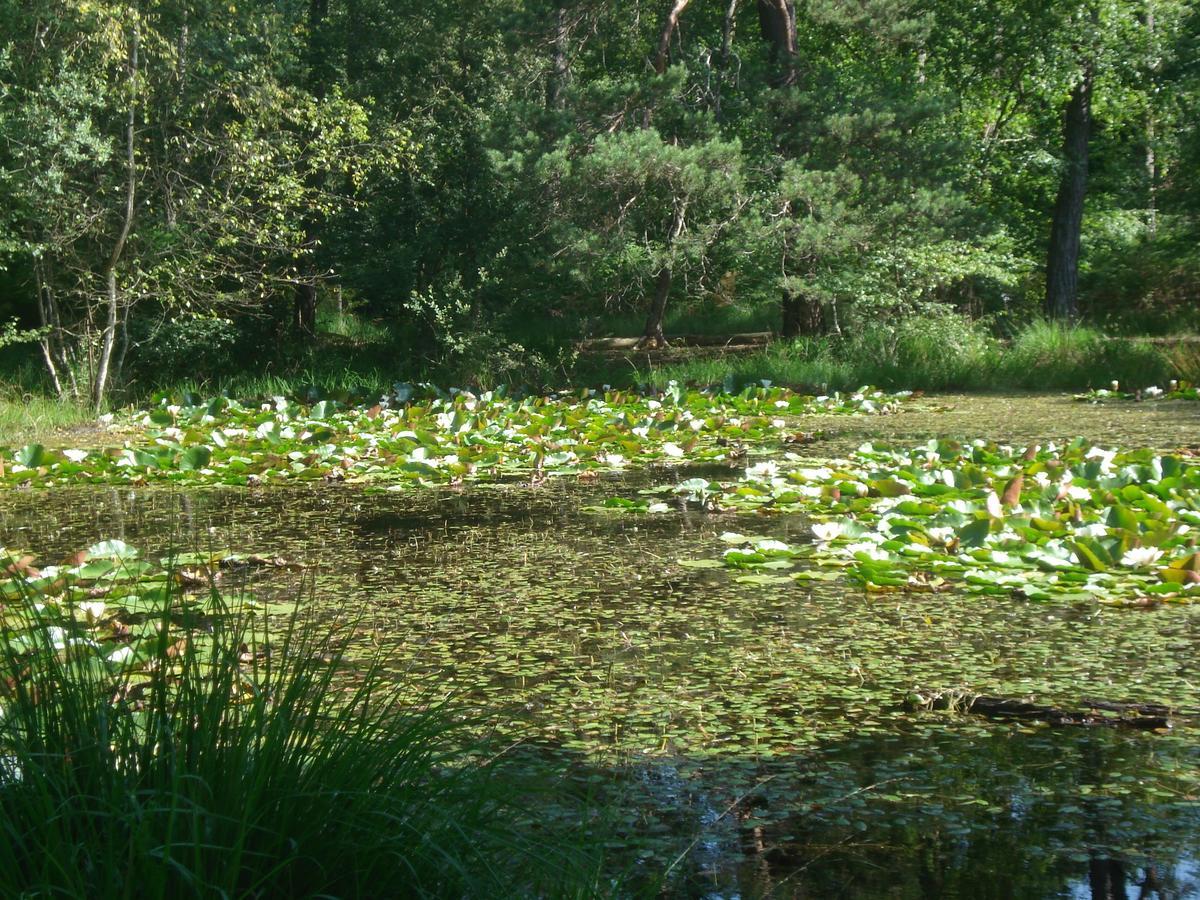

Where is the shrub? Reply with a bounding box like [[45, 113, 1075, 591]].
[[0, 567, 603, 898]]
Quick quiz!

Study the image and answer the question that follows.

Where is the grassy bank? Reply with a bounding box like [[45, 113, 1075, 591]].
[[633, 321, 1200, 394]]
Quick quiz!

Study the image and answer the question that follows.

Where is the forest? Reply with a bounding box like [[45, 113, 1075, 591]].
[[1, 0, 1198, 405]]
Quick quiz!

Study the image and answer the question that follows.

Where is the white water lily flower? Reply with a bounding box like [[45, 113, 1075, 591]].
[[1065, 484, 1092, 502], [63, 449, 89, 463], [843, 542, 890, 561], [1032, 471, 1052, 488], [661, 442, 684, 458], [602, 453, 627, 468], [78, 601, 105, 620], [985, 491, 1003, 518], [926, 527, 955, 546], [632, 426, 650, 439], [812, 521, 842, 542], [772, 418, 786, 429], [761, 380, 773, 388], [756, 539, 792, 553], [647, 502, 670, 513], [646, 399, 662, 410], [876, 495, 920, 513], [1074, 523, 1109, 538], [795, 466, 833, 481], [1120, 547, 1164, 567], [46, 627, 96, 651], [774, 400, 789, 409], [1085, 446, 1117, 474], [107, 646, 135, 664], [746, 460, 779, 480], [98, 413, 114, 425], [1145, 386, 1163, 398]]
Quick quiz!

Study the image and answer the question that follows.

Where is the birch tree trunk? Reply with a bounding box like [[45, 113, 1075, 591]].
[[93, 24, 139, 407]]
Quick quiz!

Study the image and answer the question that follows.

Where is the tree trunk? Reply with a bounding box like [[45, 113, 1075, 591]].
[[546, 2, 570, 108], [638, 201, 687, 348], [640, 267, 673, 348], [346, 0, 364, 84], [721, 0, 741, 66], [654, 0, 693, 74], [757, 0, 796, 85], [295, 0, 329, 338], [1145, 0, 1158, 238], [780, 291, 822, 338], [713, 0, 741, 121], [94, 25, 139, 407], [1044, 66, 1093, 320], [33, 256, 67, 398]]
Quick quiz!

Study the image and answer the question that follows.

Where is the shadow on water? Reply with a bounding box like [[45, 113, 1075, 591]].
[[579, 725, 1200, 898], [2, 395, 1199, 897]]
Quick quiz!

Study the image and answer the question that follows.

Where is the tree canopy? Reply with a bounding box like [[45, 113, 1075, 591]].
[[2, 0, 1196, 400]]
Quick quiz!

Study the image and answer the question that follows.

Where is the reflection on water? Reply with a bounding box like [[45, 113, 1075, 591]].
[[2, 394, 1199, 897]]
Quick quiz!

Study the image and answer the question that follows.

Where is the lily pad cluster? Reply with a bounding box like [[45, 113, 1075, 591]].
[[0, 542, 285, 688], [659, 439, 1200, 605], [0, 384, 908, 488], [1074, 381, 1199, 403]]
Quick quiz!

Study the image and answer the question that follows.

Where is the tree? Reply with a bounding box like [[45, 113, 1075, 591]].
[[0, 0, 409, 404], [1044, 61, 1094, 319], [543, 126, 746, 347]]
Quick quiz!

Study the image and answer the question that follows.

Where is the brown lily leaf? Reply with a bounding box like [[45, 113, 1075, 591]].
[[1001, 473, 1024, 509]]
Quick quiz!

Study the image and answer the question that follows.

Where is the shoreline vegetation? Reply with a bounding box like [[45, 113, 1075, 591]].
[[3, 319, 1199, 448], [0, 552, 610, 898]]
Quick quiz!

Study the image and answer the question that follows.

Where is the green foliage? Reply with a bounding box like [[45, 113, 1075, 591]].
[[0, 549, 603, 897], [0, 384, 910, 489], [1, 0, 1197, 396], [641, 317, 1186, 393], [0, 320, 45, 351], [542, 125, 746, 313], [640, 437, 1200, 605]]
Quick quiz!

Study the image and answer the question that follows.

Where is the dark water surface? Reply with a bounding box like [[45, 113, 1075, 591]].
[[2, 394, 1198, 897]]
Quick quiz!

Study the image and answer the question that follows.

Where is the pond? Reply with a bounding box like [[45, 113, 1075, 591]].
[[2, 392, 1198, 897]]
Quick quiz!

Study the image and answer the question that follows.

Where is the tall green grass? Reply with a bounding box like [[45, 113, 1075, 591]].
[[0, 585, 605, 898], [0, 390, 99, 446], [637, 320, 1184, 394]]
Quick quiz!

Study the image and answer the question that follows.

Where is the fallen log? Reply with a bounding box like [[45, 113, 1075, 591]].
[[579, 331, 773, 352], [904, 689, 1189, 730]]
